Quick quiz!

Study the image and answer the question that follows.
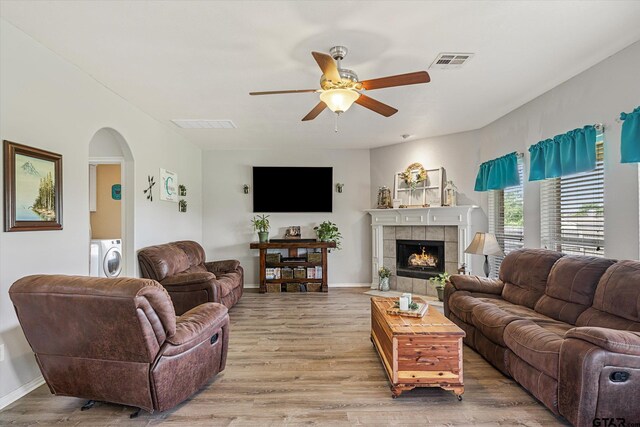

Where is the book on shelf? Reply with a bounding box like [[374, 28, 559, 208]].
[[306, 267, 316, 279], [315, 266, 322, 279]]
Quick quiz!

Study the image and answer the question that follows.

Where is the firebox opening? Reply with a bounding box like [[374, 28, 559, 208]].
[[396, 239, 445, 280]]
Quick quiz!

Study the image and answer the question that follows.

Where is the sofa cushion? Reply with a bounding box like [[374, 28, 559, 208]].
[[504, 319, 572, 379], [535, 255, 616, 324], [448, 291, 490, 324], [576, 260, 640, 331], [471, 299, 555, 346], [500, 249, 564, 309]]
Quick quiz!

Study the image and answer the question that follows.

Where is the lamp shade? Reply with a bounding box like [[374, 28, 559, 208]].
[[464, 232, 505, 257], [319, 89, 360, 113]]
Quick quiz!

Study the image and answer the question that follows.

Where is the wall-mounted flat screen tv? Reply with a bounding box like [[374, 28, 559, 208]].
[[253, 167, 333, 212]]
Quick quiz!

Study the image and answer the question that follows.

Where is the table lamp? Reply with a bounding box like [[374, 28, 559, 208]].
[[464, 232, 505, 278]]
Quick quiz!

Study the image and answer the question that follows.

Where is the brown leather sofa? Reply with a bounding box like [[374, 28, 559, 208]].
[[444, 248, 640, 426], [9, 275, 229, 413], [138, 240, 243, 315]]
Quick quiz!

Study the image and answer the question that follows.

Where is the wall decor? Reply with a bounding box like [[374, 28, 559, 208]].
[[144, 175, 155, 201], [159, 168, 178, 202], [111, 184, 122, 200], [178, 199, 187, 213], [4, 140, 63, 231], [178, 184, 187, 197], [394, 164, 444, 207]]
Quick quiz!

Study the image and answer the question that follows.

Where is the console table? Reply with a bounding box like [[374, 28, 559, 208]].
[[249, 241, 336, 293]]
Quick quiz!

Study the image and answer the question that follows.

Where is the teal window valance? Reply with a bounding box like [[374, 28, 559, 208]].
[[621, 106, 640, 163], [474, 152, 520, 192], [528, 125, 596, 181]]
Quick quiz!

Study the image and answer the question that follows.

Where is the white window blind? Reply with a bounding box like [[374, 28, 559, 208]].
[[488, 157, 524, 278], [540, 136, 605, 257]]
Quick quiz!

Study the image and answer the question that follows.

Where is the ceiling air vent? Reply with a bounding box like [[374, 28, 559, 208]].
[[429, 53, 474, 70], [171, 119, 237, 129]]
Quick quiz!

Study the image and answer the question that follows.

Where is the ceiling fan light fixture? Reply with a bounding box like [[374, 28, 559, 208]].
[[319, 89, 360, 113]]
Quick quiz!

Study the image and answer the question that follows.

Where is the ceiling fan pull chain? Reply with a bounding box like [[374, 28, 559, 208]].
[[335, 113, 340, 133]]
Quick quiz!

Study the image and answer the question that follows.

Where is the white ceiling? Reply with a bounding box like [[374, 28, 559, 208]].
[[2, 1, 640, 150]]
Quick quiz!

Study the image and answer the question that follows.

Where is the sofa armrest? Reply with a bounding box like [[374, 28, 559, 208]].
[[166, 302, 228, 347], [205, 259, 240, 274], [559, 335, 640, 426], [565, 327, 640, 356], [449, 274, 504, 295]]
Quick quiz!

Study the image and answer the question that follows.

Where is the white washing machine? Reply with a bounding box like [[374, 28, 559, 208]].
[[90, 239, 123, 278]]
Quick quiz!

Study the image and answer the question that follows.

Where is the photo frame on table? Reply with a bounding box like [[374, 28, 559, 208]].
[[4, 140, 63, 232]]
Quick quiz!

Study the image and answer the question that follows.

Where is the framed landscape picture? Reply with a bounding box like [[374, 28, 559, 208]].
[[4, 140, 63, 231]]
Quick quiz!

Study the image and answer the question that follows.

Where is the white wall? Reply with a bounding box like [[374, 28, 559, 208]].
[[202, 149, 371, 286], [370, 41, 640, 262], [0, 20, 203, 405], [369, 130, 487, 274], [476, 41, 640, 259]]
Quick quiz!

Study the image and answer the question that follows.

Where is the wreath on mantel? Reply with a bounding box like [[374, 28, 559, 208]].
[[400, 162, 427, 189]]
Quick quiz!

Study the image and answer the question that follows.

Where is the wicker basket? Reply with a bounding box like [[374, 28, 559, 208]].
[[282, 268, 294, 279], [293, 267, 306, 279], [307, 252, 322, 263], [265, 253, 281, 264], [286, 283, 301, 292], [306, 283, 322, 292], [266, 283, 281, 293]]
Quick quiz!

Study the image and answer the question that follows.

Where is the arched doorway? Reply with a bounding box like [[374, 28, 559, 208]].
[[88, 128, 135, 276]]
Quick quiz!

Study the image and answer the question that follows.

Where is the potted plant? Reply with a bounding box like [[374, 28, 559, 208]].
[[251, 214, 270, 243], [313, 221, 342, 250], [378, 266, 391, 291], [431, 272, 451, 301]]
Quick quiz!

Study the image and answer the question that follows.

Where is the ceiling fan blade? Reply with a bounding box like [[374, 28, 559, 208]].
[[311, 52, 341, 82], [360, 71, 430, 91], [250, 89, 318, 96], [302, 101, 327, 121], [355, 94, 398, 117]]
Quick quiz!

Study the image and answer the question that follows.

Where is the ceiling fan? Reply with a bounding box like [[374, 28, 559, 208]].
[[250, 46, 431, 122]]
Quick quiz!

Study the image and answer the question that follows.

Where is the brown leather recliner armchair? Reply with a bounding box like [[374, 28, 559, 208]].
[[9, 275, 229, 414], [138, 241, 243, 315]]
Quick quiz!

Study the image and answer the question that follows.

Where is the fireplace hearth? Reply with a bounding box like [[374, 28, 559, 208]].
[[396, 239, 445, 279]]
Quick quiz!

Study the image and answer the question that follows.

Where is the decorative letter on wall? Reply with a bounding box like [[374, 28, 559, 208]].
[[159, 168, 178, 202]]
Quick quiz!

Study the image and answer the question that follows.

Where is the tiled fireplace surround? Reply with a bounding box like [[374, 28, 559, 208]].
[[367, 206, 483, 297], [383, 225, 459, 296]]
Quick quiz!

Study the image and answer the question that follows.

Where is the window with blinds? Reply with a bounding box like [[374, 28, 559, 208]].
[[488, 157, 524, 278], [540, 135, 605, 257]]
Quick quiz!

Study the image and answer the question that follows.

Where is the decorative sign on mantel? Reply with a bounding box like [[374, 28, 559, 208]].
[[159, 168, 178, 202]]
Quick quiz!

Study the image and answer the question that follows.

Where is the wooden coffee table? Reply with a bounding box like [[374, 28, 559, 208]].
[[370, 297, 465, 399]]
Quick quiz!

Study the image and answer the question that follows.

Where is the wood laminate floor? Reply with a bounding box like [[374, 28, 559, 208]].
[[0, 288, 568, 426]]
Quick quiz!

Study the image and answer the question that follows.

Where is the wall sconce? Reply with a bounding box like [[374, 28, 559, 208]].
[[336, 183, 344, 193], [243, 184, 250, 194]]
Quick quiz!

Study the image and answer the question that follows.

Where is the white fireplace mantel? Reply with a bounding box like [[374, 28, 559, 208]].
[[366, 206, 484, 287]]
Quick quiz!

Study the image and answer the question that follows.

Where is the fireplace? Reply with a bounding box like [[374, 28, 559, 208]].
[[396, 239, 445, 279]]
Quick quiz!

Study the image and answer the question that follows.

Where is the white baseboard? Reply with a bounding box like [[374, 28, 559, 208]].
[[244, 283, 369, 289], [329, 283, 370, 288], [0, 375, 44, 411]]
